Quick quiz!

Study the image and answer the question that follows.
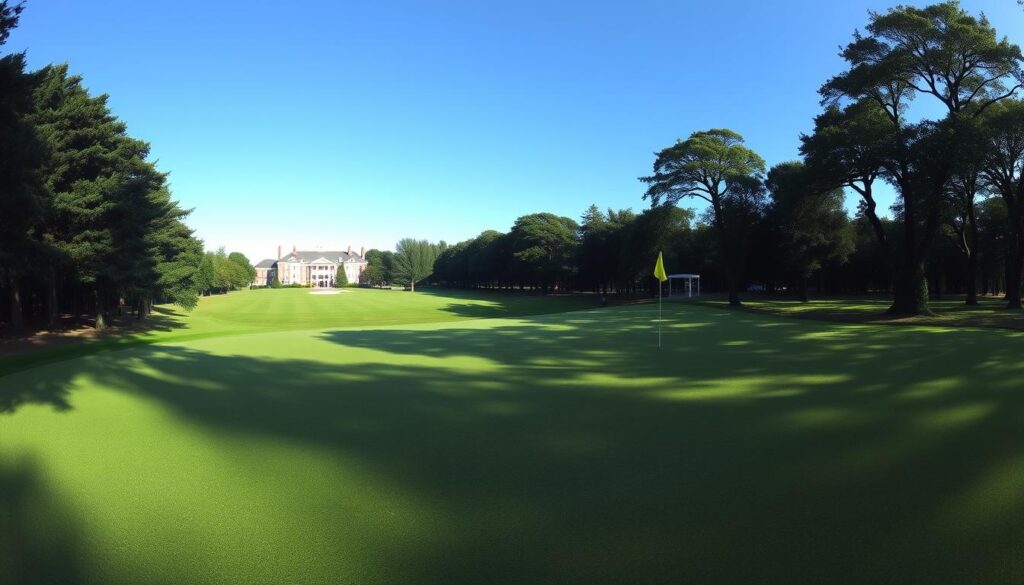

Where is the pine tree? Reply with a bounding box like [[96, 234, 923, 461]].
[[31, 65, 130, 328], [0, 1, 44, 332], [148, 189, 203, 311]]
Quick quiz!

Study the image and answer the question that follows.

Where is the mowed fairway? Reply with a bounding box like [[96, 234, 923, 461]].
[[2, 289, 1024, 584]]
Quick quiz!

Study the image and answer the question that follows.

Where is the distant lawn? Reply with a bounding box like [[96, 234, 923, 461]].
[[698, 293, 1024, 330], [2, 296, 1023, 583], [0, 287, 596, 377]]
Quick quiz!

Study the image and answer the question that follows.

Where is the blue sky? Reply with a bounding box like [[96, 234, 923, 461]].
[[8, 0, 1024, 262]]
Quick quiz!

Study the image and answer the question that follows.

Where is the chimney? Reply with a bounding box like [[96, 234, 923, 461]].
[[347, 244, 352, 255], [277, 245, 281, 260], [292, 244, 297, 255], [360, 246, 365, 258]]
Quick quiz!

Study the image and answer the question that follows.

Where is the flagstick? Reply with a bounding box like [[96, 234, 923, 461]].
[[653, 250, 666, 349], [658, 278, 662, 349]]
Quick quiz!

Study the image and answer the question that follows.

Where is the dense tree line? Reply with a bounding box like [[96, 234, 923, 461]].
[[803, 2, 1024, 313], [9, 0, 1024, 328], [0, 4, 248, 333], [361, 240, 446, 291], [361, 249, 396, 288], [434, 2, 1024, 315], [631, 3, 1024, 314], [433, 206, 703, 294], [428, 188, 1012, 304], [201, 249, 255, 294]]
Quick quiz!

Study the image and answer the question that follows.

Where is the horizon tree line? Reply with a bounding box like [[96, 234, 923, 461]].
[[8, 0, 1024, 332], [399, 3, 1024, 311]]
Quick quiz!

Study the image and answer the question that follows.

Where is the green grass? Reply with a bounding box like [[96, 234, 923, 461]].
[[700, 293, 1024, 329], [2, 289, 1024, 584], [0, 287, 594, 378]]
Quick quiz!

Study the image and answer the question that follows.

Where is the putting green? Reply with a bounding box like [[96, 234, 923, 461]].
[[2, 291, 1023, 584]]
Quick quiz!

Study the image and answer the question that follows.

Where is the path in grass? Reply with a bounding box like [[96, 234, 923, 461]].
[[2, 299, 1023, 584]]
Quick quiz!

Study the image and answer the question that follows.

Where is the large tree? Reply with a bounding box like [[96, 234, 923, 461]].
[[0, 1, 44, 333], [0, 15, 209, 332], [393, 239, 439, 292], [31, 64, 171, 327], [978, 100, 1024, 308], [149, 206, 204, 311], [466, 230, 507, 289], [945, 118, 990, 305], [228, 252, 256, 285], [362, 249, 394, 288], [640, 128, 765, 306], [434, 241, 469, 288], [508, 213, 579, 294], [765, 162, 854, 301], [2, 0, 213, 332], [802, 101, 894, 270], [820, 1, 1024, 314], [577, 205, 613, 293], [976, 196, 1009, 295], [32, 65, 117, 327], [613, 205, 694, 294], [202, 249, 248, 293]]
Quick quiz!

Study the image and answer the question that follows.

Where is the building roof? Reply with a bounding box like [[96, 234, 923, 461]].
[[254, 259, 277, 268], [276, 250, 366, 264]]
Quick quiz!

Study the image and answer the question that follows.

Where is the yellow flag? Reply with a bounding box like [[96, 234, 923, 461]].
[[653, 251, 668, 282]]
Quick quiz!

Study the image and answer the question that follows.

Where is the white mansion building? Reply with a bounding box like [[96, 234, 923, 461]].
[[253, 245, 368, 287]]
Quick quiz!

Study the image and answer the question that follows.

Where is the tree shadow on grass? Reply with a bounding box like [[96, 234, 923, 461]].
[[0, 458, 88, 585], [0, 365, 75, 413], [414, 288, 597, 319], [0, 304, 191, 384], [717, 293, 1024, 331], [1, 305, 1023, 583]]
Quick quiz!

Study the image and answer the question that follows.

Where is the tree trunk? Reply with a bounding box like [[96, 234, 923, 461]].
[[889, 264, 930, 315], [965, 250, 978, 305], [95, 287, 106, 331], [709, 198, 742, 307], [726, 270, 741, 307], [1006, 236, 1023, 309], [47, 266, 60, 329], [410, 280, 415, 293], [7, 271, 24, 334], [965, 203, 979, 305], [888, 164, 934, 316]]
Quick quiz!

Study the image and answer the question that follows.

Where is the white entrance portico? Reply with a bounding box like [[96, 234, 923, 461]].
[[667, 273, 700, 297], [309, 257, 335, 288]]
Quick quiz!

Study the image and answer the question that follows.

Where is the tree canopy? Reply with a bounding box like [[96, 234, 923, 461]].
[[508, 213, 579, 294], [362, 249, 395, 288], [765, 162, 854, 301], [0, 3, 259, 334], [817, 1, 1024, 314], [393, 239, 442, 292], [640, 129, 765, 306]]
